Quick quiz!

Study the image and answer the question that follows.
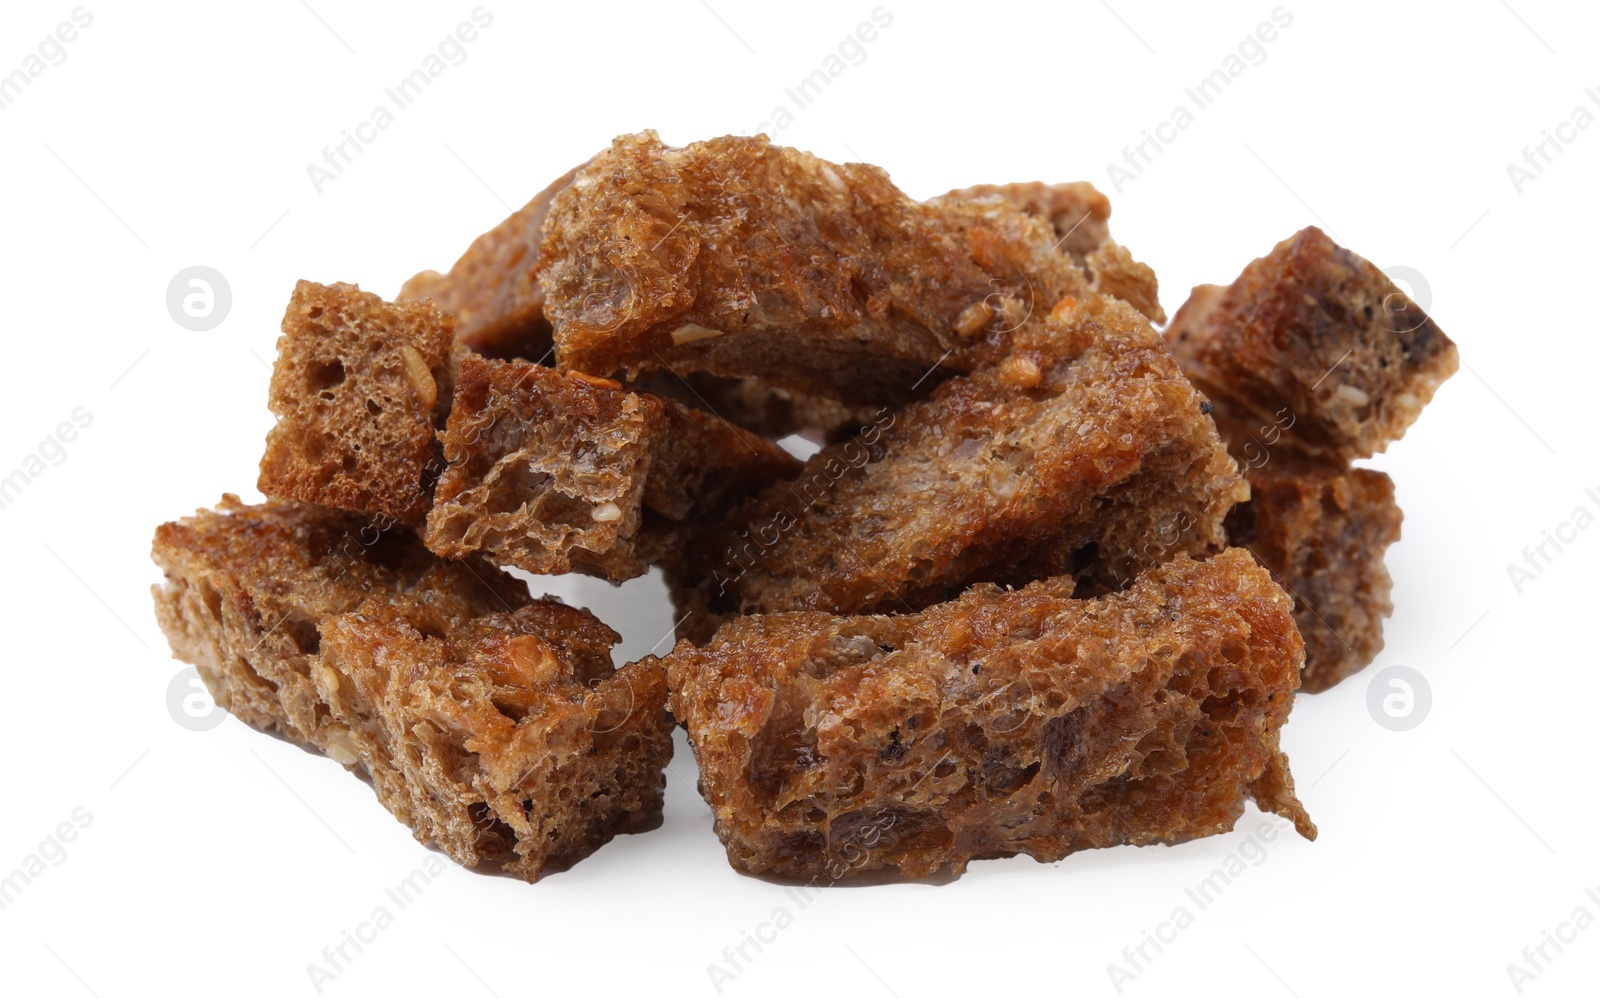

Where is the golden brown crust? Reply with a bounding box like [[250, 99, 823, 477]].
[[935, 181, 1112, 265], [1165, 229, 1454, 690], [665, 295, 1246, 640], [933, 181, 1165, 324], [316, 603, 671, 881], [151, 495, 522, 740], [258, 281, 462, 525], [1164, 226, 1458, 462], [1086, 240, 1165, 325], [424, 355, 800, 581], [538, 131, 1089, 405], [1227, 463, 1402, 693], [398, 163, 585, 360], [150, 496, 672, 882], [664, 549, 1313, 881]]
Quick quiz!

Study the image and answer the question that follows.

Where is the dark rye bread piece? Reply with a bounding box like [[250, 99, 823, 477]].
[[151, 494, 525, 741], [150, 496, 672, 882], [538, 131, 1090, 406], [259, 281, 464, 526], [664, 549, 1315, 881], [393, 148, 873, 438], [424, 355, 801, 581], [666, 295, 1246, 642], [1226, 463, 1403, 694], [399, 163, 584, 360], [931, 180, 1166, 324], [395, 157, 877, 440], [1166, 230, 1455, 690], [1163, 226, 1459, 463], [315, 601, 670, 881]]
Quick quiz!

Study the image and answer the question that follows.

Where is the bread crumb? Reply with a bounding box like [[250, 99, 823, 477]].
[[671, 323, 723, 345]]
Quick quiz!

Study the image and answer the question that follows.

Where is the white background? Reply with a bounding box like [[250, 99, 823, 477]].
[[1, 1, 1596, 996]]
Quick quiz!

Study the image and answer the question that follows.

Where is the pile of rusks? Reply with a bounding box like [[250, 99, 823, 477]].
[[151, 131, 1458, 883]]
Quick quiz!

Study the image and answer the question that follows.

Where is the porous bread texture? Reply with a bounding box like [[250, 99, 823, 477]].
[[932, 180, 1166, 324], [1163, 226, 1458, 463], [399, 163, 584, 360], [151, 495, 523, 740], [392, 145, 896, 439], [1086, 241, 1165, 327], [666, 294, 1247, 642], [1165, 227, 1455, 691], [316, 601, 670, 880], [664, 549, 1314, 881], [397, 152, 1158, 436], [150, 496, 672, 882], [538, 131, 1091, 406], [259, 281, 464, 526], [935, 181, 1113, 265], [1226, 463, 1402, 694], [423, 355, 800, 581]]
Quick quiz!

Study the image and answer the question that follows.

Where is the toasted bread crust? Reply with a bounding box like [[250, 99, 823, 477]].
[[424, 355, 800, 580], [1166, 228, 1454, 690], [665, 550, 1313, 881], [1227, 463, 1402, 693], [936, 181, 1113, 265], [539, 131, 1091, 405], [398, 163, 584, 360], [665, 295, 1246, 640], [258, 281, 463, 525], [933, 180, 1165, 324], [1164, 226, 1458, 463], [151, 496, 672, 881]]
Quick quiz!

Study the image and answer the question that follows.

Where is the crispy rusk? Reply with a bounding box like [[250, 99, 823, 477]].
[[539, 131, 1090, 405], [259, 281, 464, 526], [1167, 227, 1455, 690], [666, 295, 1246, 641], [151, 496, 672, 882], [1227, 462, 1402, 693], [399, 164, 584, 360], [665, 549, 1314, 881], [1164, 226, 1457, 463], [424, 355, 800, 581]]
